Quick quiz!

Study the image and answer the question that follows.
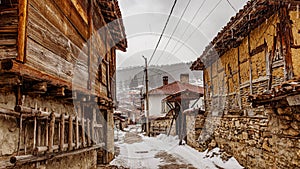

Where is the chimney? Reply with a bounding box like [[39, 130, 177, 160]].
[[163, 76, 168, 85], [180, 74, 189, 84]]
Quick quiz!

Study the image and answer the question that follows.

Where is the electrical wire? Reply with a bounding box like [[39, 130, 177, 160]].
[[171, 0, 223, 56], [226, 0, 237, 12], [172, 0, 259, 59], [154, 0, 193, 65], [165, 0, 208, 62], [148, 0, 178, 65]]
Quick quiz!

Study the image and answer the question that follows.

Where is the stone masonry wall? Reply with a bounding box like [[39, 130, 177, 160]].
[[195, 107, 300, 169]]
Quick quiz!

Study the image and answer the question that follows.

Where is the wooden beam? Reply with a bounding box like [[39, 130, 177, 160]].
[[48, 113, 55, 153], [25, 82, 47, 94], [4, 60, 91, 95], [33, 117, 37, 153], [75, 116, 80, 149], [17, 114, 23, 155], [81, 107, 86, 147], [237, 46, 242, 110], [0, 59, 14, 71], [11, 144, 104, 165], [48, 87, 65, 97], [68, 115, 73, 151], [248, 34, 253, 95], [37, 120, 41, 147], [17, 0, 28, 62], [45, 118, 49, 147], [87, 0, 93, 90], [60, 114, 65, 151], [87, 119, 91, 146], [91, 108, 95, 144]]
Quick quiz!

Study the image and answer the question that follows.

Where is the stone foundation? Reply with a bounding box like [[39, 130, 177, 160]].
[[194, 106, 300, 168]]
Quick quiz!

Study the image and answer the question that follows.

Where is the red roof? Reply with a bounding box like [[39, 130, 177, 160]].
[[149, 81, 204, 95]]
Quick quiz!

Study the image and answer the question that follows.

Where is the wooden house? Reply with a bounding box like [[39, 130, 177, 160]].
[[191, 0, 300, 168], [0, 0, 127, 168]]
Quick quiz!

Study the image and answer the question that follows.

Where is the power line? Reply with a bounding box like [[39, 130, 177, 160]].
[[226, 0, 237, 12], [148, 0, 178, 65], [154, 0, 193, 65], [166, 0, 208, 62], [171, 0, 223, 57], [172, 0, 260, 59]]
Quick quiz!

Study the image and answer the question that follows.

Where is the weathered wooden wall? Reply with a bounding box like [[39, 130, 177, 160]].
[[0, 0, 18, 59], [25, 0, 117, 98]]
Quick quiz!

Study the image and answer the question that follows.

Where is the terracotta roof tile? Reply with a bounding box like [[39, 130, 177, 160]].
[[149, 81, 204, 95]]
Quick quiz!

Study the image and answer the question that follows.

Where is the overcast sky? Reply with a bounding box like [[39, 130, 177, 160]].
[[116, 0, 249, 69]]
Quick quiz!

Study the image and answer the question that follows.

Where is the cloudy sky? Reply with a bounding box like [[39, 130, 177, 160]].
[[116, 0, 249, 69]]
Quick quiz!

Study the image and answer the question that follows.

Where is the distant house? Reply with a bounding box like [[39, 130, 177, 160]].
[[148, 74, 203, 117], [191, 0, 300, 168], [147, 74, 204, 141]]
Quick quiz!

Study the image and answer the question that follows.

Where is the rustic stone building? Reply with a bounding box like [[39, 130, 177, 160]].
[[191, 0, 300, 168], [0, 0, 127, 168]]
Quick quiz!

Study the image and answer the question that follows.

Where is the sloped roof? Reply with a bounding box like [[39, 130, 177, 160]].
[[191, 0, 295, 70], [149, 81, 204, 95], [163, 89, 204, 102]]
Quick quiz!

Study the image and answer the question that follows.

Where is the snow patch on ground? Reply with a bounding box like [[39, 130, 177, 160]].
[[111, 130, 243, 169]]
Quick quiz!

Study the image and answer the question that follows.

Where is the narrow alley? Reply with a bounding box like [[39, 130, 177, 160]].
[[109, 125, 243, 169]]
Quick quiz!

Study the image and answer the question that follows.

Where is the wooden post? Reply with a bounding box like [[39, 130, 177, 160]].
[[68, 115, 73, 151], [37, 120, 41, 146], [91, 109, 95, 145], [17, 114, 23, 155], [60, 114, 65, 151], [237, 47, 242, 109], [87, 119, 91, 146], [33, 117, 37, 152], [24, 122, 27, 155], [45, 119, 49, 147], [81, 107, 86, 147], [17, 0, 28, 62], [75, 116, 79, 149], [248, 34, 253, 95], [87, 0, 93, 90], [48, 113, 55, 153]]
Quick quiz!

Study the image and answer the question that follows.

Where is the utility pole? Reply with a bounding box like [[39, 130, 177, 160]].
[[142, 56, 150, 136]]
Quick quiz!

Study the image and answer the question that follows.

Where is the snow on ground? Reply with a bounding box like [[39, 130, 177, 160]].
[[111, 126, 244, 169]]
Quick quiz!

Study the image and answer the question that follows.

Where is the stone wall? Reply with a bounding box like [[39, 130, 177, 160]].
[[150, 118, 175, 136], [194, 106, 300, 169], [186, 114, 196, 148]]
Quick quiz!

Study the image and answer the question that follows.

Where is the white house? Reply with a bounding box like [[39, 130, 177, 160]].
[[148, 74, 204, 118]]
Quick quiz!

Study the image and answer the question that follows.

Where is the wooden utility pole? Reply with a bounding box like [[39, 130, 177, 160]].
[[142, 56, 150, 136]]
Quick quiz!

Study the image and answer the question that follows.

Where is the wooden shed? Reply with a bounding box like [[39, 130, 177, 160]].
[[0, 0, 127, 168]]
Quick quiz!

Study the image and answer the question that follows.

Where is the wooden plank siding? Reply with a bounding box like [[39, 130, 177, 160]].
[[0, 0, 125, 99], [0, 0, 19, 59], [6, 0, 120, 98]]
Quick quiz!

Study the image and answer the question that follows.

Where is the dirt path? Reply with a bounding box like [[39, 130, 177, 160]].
[[124, 132, 143, 144], [154, 151, 197, 169]]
